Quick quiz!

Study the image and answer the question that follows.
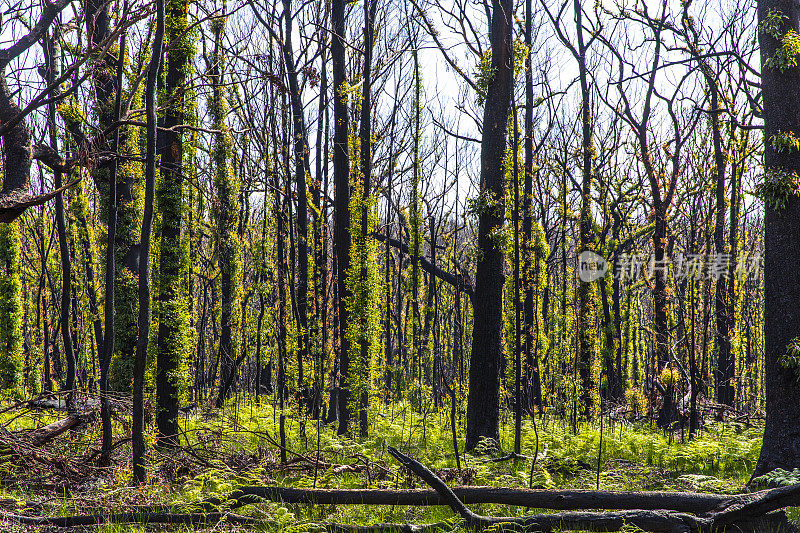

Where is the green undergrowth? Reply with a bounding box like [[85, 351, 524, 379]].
[[0, 398, 766, 531]]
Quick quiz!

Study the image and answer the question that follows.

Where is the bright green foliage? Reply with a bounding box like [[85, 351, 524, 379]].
[[466, 190, 504, 219], [105, 81, 144, 392], [751, 468, 800, 488], [760, 9, 800, 72], [778, 337, 800, 380], [344, 188, 382, 426], [210, 14, 241, 385], [767, 30, 800, 71], [67, 176, 98, 360], [576, 279, 599, 418], [475, 41, 527, 107], [57, 98, 86, 127], [0, 221, 23, 392], [512, 39, 529, 78], [770, 131, 800, 153], [760, 9, 786, 39], [0, 395, 770, 530], [530, 221, 550, 353], [155, 0, 195, 409], [475, 49, 495, 107], [755, 167, 800, 211], [625, 387, 648, 417], [659, 366, 680, 388], [108, 167, 144, 390]]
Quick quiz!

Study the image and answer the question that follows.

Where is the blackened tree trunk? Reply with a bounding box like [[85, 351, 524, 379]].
[[686, 204, 702, 437], [42, 30, 77, 413], [512, 102, 522, 455], [356, 0, 377, 438], [523, 0, 542, 412], [383, 97, 398, 400], [85, 0, 142, 392], [727, 129, 740, 406], [410, 50, 422, 388], [277, 138, 289, 463], [710, 67, 734, 408], [332, 0, 351, 436], [282, 0, 310, 404], [465, 0, 513, 452], [212, 12, 241, 409], [312, 9, 329, 418], [156, 0, 192, 446], [609, 219, 624, 401], [132, 0, 164, 482], [599, 278, 619, 401], [573, 0, 595, 421], [753, 0, 800, 475], [98, 31, 126, 467]]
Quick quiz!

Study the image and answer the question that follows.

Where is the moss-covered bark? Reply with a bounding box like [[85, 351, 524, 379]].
[[210, 14, 241, 407], [156, 0, 194, 444], [84, 0, 144, 391], [0, 220, 23, 391], [106, 122, 144, 392]]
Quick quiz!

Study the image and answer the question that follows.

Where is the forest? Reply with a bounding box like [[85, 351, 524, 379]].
[[1, 0, 800, 529]]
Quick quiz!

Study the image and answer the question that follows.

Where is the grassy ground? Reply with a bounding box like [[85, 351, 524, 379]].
[[0, 397, 767, 531]]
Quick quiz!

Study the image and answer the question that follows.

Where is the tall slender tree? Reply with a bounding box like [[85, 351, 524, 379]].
[[84, 0, 143, 391], [573, 0, 596, 421], [156, 0, 194, 445], [351, 0, 379, 437], [282, 0, 311, 406], [332, 0, 352, 435], [132, 0, 165, 482], [753, 0, 800, 475], [466, 0, 514, 451], [42, 29, 77, 412], [212, 9, 241, 409], [523, 0, 542, 413]]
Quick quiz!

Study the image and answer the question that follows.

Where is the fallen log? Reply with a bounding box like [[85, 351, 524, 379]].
[[701, 481, 800, 525], [0, 511, 263, 528], [324, 522, 449, 533], [25, 414, 91, 447], [0, 509, 450, 532], [190, 485, 732, 513], [5, 449, 800, 532], [386, 446, 800, 533], [0, 413, 93, 457]]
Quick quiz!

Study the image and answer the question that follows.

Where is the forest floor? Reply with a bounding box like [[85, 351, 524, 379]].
[[0, 396, 781, 531]]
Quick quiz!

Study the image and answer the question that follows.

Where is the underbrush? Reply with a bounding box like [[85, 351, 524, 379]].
[[0, 397, 764, 531]]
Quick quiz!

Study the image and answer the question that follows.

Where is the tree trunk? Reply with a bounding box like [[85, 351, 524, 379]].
[[98, 30, 126, 467], [574, 0, 595, 422], [355, 0, 377, 438], [753, 0, 800, 475], [132, 0, 164, 482], [282, 0, 310, 408], [523, 0, 540, 414], [332, 0, 351, 436], [156, 0, 192, 446], [212, 12, 241, 409], [42, 30, 77, 413], [465, 0, 513, 451], [276, 138, 288, 463], [710, 76, 734, 408]]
